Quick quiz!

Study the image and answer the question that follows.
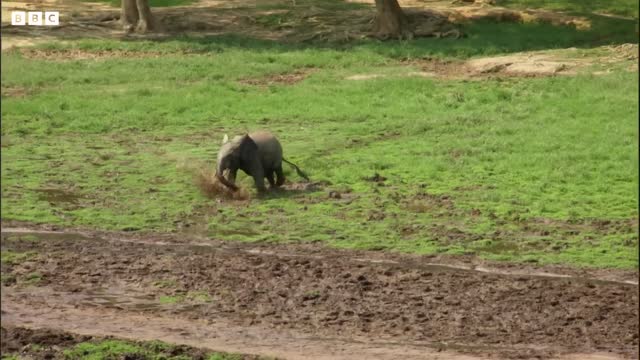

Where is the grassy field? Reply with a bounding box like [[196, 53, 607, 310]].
[[1, 1, 638, 269]]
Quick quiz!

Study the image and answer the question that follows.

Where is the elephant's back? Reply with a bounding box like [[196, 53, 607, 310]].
[[250, 131, 282, 167]]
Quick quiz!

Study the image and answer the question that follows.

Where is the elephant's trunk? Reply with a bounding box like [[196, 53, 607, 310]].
[[215, 164, 239, 192]]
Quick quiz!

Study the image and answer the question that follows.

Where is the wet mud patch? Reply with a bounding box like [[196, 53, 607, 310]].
[[1, 229, 638, 360], [1, 326, 91, 355], [364, 172, 388, 183], [281, 180, 327, 192], [403, 191, 456, 214], [238, 68, 316, 87], [35, 188, 83, 210], [0, 325, 265, 360]]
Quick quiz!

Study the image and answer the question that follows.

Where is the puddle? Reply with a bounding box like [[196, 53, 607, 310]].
[[0, 228, 91, 244], [9, 286, 169, 312], [35, 188, 83, 208]]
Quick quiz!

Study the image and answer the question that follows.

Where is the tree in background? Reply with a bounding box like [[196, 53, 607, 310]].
[[121, 0, 155, 33], [372, 0, 409, 39]]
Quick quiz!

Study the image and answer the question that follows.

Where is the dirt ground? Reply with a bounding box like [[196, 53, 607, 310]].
[[2, 0, 637, 78], [0, 0, 607, 46], [0, 325, 264, 359], [1, 225, 638, 360]]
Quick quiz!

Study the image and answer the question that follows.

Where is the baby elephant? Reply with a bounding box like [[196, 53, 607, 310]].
[[215, 131, 308, 193]]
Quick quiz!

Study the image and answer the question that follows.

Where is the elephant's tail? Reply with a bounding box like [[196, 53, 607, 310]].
[[282, 158, 310, 181]]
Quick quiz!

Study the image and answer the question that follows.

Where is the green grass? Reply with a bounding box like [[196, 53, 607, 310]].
[[497, 0, 640, 18], [24, 271, 43, 285], [1, 250, 37, 266], [158, 291, 212, 304], [159, 295, 184, 304], [1, 10, 638, 269], [153, 279, 178, 288], [63, 339, 247, 360]]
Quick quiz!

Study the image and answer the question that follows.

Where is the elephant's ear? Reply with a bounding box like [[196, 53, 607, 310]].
[[222, 134, 229, 144]]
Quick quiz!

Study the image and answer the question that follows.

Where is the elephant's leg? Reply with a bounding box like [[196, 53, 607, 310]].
[[275, 165, 285, 187], [252, 167, 267, 193], [266, 170, 276, 188]]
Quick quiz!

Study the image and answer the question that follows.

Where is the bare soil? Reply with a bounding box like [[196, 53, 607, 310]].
[[344, 43, 640, 80], [0, 0, 599, 45], [239, 68, 316, 87], [1, 225, 638, 360], [0, 325, 263, 360]]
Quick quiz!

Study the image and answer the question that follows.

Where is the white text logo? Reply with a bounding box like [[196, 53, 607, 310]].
[[11, 11, 59, 26]]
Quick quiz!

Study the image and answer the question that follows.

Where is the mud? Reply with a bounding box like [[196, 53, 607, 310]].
[[174, 157, 252, 201], [239, 68, 316, 87], [2, 223, 638, 284], [35, 188, 83, 208], [1, 227, 638, 360], [1, 326, 92, 356], [192, 166, 252, 201], [0, 325, 263, 360]]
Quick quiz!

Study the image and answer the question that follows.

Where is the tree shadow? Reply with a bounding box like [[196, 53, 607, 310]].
[[2, 0, 637, 58], [149, 13, 637, 59]]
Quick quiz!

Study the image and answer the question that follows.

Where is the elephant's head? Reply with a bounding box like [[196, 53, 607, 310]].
[[215, 133, 258, 191]]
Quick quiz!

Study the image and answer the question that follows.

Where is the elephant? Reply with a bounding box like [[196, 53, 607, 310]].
[[215, 131, 308, 193]]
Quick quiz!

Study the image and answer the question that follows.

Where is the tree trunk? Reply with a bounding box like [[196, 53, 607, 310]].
[[135, 0, 155, 32], [121, 0, 138, 32], [121, 0, 155, 33], [372, 0, 409, 39]]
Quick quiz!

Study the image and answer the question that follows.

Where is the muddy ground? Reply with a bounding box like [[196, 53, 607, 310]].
[[0, 325, 265, 359], [1, 225, 638, 360]]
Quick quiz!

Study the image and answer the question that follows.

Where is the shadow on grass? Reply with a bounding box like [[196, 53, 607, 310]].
[[136, 14, 638, 59], [3, 3, 637, 59], [495, 0, 639, 19]]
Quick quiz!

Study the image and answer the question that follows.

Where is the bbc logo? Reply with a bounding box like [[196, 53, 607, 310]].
[[11, 11, 59, 26]]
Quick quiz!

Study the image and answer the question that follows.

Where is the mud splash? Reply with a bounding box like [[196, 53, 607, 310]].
[[176, 158, 251, 201]]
